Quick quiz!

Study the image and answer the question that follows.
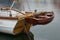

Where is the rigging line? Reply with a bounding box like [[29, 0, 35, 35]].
[[10, 0, 16, 9], [22, 0, 25, 11], [25, 0, 31, 11], [16, 0, 25, 11], [22, 1, 32, 40]]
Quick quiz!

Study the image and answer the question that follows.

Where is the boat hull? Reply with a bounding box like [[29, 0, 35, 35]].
[[0, 6, 32, 35], [25, 12, 54, 25]]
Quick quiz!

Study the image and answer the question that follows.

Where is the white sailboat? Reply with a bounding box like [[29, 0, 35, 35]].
[[0, 0, 33, 35], [0, 0, 54, 35]]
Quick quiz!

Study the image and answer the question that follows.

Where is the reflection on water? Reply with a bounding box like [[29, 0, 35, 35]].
[[0, 32, 34, 40]]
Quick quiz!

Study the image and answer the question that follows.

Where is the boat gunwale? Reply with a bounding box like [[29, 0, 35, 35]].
[[0, 6, 23, 20], [29, 11, 54, 20], [25, 11, 54, 25]]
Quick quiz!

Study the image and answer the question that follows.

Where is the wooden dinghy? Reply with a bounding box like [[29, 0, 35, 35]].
[[25, 11, 54, 25]]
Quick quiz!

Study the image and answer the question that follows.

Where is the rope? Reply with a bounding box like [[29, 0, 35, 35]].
[[23, 20, 32, 40], [10, 0, 16, 9], [15, 0, 32, 40]]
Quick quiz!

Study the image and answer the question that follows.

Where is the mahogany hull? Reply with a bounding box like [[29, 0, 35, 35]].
[[25, 12, 54, 25]]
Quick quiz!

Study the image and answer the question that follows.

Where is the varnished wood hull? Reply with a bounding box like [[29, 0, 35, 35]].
[[25, 12, 54, 25]]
